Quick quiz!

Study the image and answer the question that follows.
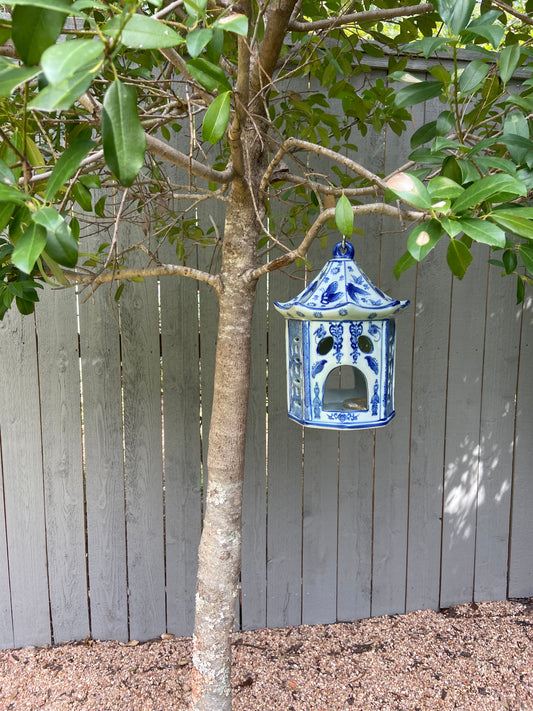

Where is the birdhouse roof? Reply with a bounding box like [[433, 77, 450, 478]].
[[274, 242, 409, 320]]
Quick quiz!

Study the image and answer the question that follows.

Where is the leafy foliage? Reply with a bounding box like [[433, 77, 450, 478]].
[[0, 0, 532, 317]]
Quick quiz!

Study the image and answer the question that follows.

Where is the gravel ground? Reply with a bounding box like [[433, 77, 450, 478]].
[[0, 599, 531, 710]]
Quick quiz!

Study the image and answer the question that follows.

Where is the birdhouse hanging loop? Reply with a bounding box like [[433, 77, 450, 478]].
[[274, 241, 409, 430]]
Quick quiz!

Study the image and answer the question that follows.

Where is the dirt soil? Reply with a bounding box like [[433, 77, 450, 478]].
[[0, 599, 532, 710]]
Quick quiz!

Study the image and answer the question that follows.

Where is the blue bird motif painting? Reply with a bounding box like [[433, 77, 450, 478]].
[[365, 355, 379, 374], [311, 359, 328, 377], [320, 281, 341, 305]]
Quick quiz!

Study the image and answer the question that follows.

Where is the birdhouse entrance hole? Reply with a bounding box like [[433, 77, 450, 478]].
[[323, 365, 368, 412]]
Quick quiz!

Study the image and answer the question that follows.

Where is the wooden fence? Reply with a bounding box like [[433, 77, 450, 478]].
[[0, 64, 532, 650]]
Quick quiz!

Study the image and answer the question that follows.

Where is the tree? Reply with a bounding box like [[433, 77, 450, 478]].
[[0, 0, 532, 708]]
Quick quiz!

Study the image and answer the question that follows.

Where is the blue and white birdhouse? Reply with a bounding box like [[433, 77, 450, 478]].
[[274, 241, 409, 430]]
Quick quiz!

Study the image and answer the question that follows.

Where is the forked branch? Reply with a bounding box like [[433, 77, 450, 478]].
[[248, 202, 426, 281]]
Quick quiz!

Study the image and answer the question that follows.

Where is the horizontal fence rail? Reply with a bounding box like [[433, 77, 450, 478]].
[[0, 67, 532, 649]]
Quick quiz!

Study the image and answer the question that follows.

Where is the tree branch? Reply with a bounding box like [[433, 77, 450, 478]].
[[261, 137, 388, 193], [489, 0, 533, 25], [247, 202, 426, 281], [288, 3, 435, 32], [145, 134, 235, 184], [77, 262, 221, 294], [250, 0, 300, 104]]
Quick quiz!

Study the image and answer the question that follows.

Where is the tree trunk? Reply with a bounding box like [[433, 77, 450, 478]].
[[191, 181, 260, 711]]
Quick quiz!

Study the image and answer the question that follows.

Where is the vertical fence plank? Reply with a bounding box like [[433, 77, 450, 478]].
[[474, 269, 521, 601], [267, 261, 304, 629], [241, 273, 268, 630], [405, 241, 452, 612], [79, 285, 128, 641], [508, 295, 533, 597], [301, 236, 339, 626], [0, 310, 50, 647], [440, 248, 490, 608], [160, 246, 202, 637], [120, 240, 166, 641], [337, 428, 374, 621], [198, 242, 221, 486], [35, 289, 89, 643], [337, 117, 384, 624], [0, 444, 14, 648], [371, 116, 417, 618]]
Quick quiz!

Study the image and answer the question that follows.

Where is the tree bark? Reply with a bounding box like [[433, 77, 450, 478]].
[[191, 180, 260, 711]]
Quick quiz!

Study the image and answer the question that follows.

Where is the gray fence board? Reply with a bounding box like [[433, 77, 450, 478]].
[[406, 240, 452, 613], [0, 444, 14, 648], [267, 260, 305, 629], [440, 248, 490, 608], [241, 271, 268, 630], [79, 286, 128, 642], [0, 310, 50, 647], [508, 295, 533, 598], [120, 255, 166, 641], [337, 428, 374, 621], [371, 115, 417, 617], [160, 245, 202, 637], [35, 288, 89, 643], [474, 269, 521, 601]]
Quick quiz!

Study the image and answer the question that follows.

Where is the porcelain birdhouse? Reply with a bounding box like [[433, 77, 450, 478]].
[[274, 242, 409, 430]]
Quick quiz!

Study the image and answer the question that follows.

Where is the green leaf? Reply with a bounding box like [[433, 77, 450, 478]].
[[29, 72, 95, 111], [428, 176, 464, 201], [186, 28, 213, 58], [45, 139, 95, 202], [451, 174, 527, 213], [499, 44, 521, 84], [394, 251, 417, 279], [71, 182, 92, 211], [0, 203, 14, 233], [516, 275, 525, 304], [0, 58, 40, 97], [407, 220, 444, 261], [402, 36, 448, 58], [439, 216, 464, 238], [70, 0, 108, 12], [186, 57, 232, 92], [103, 14, 184, 49], [184, 0, 208, 20], [410, 121, 437, 148], [463, 22, 504, 49], [41, 39, 105, 85], [335, 194, 354, 238], [518, 244, 533, 276], [447, 238, 473, 279], [457, 217, 506, 247], [434, 0, 476, 34], [386, 173, 432, 210], [32, 207, 78, 267], [102, 80, 146, 188], [491, 209, 533, 240], [436, 110, 455, 136], [0, 183, 29, 205], [394, 80, 443, 108], [213, 13, 249, 36], [39, 251, 70, 285], [12, 222, 47, 273], [12, 2, 67, 66], [502, 249, 517, 274], [458, 59, 490, 93], [201, 91, 231, 145], [5, 0, 71, 11]]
